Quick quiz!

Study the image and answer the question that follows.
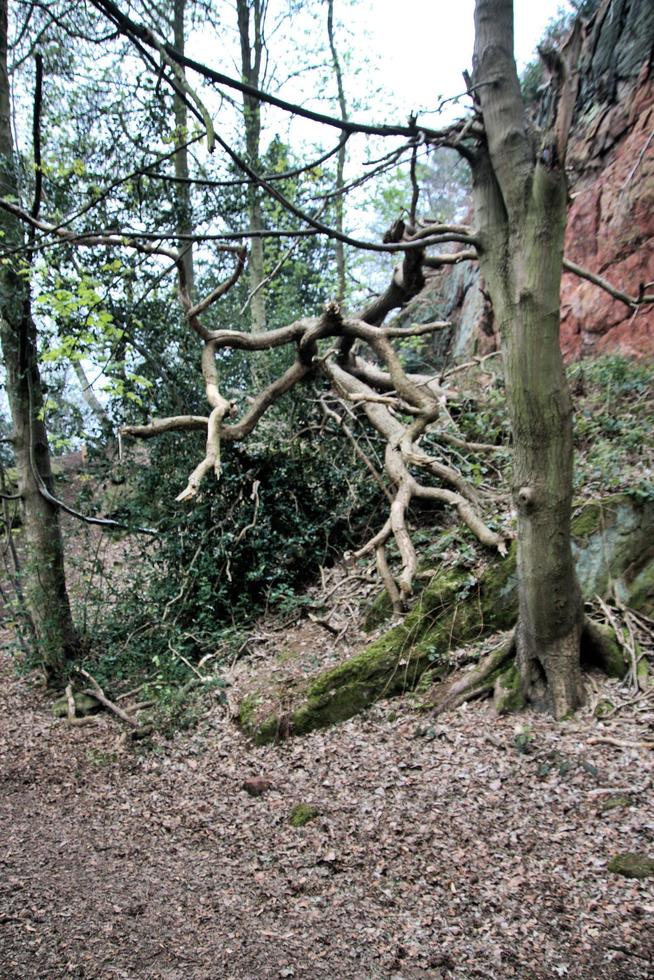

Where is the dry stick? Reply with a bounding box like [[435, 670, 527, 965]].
[[308, 613, 339, 635], [77, 669, 140, 728], [375, 543, 403, 614], [319, 398, 393, 504], [65, 683, 76, 721], [563, 258, 654, 307], [587, 736, 654, 751], [587, 784, 651, 796], [596, 595, 639, 692]]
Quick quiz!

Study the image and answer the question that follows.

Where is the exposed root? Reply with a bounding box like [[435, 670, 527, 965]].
[[431, 632, 516, 717]]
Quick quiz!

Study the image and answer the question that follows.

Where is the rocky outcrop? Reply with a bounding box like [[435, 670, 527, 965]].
[[412, 0, 654, 364], [561, 0, 654, 358]]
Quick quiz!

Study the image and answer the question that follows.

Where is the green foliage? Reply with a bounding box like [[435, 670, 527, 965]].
[[570, 355, 654, 496], [87, 383, 384, 686]]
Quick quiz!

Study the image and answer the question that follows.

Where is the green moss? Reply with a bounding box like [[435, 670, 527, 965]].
[[599, 795, 633, 812], [249, 560, 519, 742], [52, 692, 101, 718], [493, 662, 525, 714], [363, 589, 394, 631], [627, 549, 654, 615], [637, 657, 651, 688], [238, 692, 262, 729], [289, 803, 320, 827], [242, 497, 653, 743], [594, 698, 615, 719], [571, 502, 608, 540], [607, 853, 654, 879]]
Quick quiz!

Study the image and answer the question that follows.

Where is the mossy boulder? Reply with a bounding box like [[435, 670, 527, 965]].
[[607, 852, 654, 879], [363, 589, 394, 631], [289, 803, 320, 827], [599, 795, 633, 812], [52, 692, 101, 718], [571, 495, 654, 609], [581, 621, 628, 679], [240, 496, 654, 743], [493, 662, 525, 714]]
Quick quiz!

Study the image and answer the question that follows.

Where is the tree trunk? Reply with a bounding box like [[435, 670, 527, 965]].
[[173, 0, 194, 300], [236, 0, 266, 331], [0, 2, 79, 682], [471, 0, 584, 717], [326, 0, 347, 305]]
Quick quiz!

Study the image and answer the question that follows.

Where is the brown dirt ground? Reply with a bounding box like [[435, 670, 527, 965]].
[[1, 627, 654, 980]]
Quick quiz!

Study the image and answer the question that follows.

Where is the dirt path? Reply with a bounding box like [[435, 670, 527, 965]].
[[1, 648, 653, 979]]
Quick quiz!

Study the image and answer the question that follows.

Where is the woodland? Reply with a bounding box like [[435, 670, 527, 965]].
[[0, 0, 653, 977]]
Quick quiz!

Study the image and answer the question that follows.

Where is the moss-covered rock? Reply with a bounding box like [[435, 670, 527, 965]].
[[607, 852, 654, 879], [628, 546, 654, 615], [52, 692, 101, 718], [240, 496, 654, 743], [493, 662, 525, 714], [572, 495, 654, 603], [599, 795, 633, 812], [363, 589, 394, 631], [289, 803, 320, 827], [581, 621, 628, 679], [593, 698, 615, 719]]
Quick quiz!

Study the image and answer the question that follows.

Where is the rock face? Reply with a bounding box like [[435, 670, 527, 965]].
[[413, 0, 654, 364], [561, 0, 654, 359]]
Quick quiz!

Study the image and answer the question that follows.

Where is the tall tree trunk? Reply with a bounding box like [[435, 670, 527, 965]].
[[471, 0, 584, 717], [0, 0, 79, 682], [236, 0, 266, 331], [173, 0, 194, 300], [326, 0, 347, 305]]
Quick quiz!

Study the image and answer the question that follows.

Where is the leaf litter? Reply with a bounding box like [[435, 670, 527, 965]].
[[0, 629, 653, 979]]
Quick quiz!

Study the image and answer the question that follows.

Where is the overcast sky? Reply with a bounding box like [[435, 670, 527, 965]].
[[357, 0, 573, 120]]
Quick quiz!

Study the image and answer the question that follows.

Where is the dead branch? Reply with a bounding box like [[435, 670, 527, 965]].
[[65, 683, 76, 721], [77, 669, 140, 728], [587, 736, 654, 750], [563, 258, 654, 307]]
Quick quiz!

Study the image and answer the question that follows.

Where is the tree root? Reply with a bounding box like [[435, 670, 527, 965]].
[[430, 632, 516, 717]]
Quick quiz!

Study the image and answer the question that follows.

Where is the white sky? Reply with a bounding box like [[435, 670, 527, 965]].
[[350, 0, 572, 120], [187, 0, 574, 137]]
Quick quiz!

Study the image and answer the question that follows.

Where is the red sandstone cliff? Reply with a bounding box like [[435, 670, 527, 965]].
[[562, 67, 653, 358]]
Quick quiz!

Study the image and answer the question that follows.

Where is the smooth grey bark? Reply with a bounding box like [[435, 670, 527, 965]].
[[0, 0, 79, 682], [471, 0, 584, 717]]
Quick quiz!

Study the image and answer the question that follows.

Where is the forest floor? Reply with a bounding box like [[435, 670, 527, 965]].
[[1, 620, 653, 979]]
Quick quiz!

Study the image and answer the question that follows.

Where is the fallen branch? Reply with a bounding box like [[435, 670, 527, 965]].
[[587, 736, 654, 750], [65, 682, 76, 721], [77, 668, 140, 728]]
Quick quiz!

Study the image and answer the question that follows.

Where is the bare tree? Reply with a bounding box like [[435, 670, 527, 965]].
[[3, 0, 652, 710], [0, 5, 80, 682]]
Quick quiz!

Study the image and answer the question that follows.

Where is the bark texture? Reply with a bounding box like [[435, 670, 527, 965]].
[[237, 0, 266, 331], [173, 0, 194, 299], [471, 0, 584, 717], [0, 0, 79, 681]]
